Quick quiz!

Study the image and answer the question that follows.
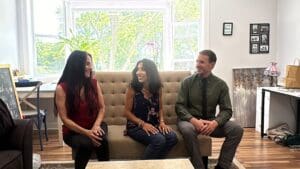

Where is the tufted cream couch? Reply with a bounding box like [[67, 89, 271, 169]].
[[94, 71, 212, 160]]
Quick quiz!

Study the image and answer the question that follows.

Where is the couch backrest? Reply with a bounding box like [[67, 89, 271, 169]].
[[95, 71, 191, 125]]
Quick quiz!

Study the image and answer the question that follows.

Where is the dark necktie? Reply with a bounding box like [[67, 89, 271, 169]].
[[202, 78, 207, 119]]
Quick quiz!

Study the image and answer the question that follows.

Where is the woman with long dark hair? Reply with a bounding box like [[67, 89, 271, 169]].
[[124, 58, 178, 159], [55, 50, 109, 169]]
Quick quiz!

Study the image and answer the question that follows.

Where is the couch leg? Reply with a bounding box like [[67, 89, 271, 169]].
[[202, 156, 208, 169]]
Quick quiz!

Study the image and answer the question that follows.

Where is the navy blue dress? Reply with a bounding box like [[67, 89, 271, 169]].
[[127, 91, 159, 128], [126, 90, 178, 159]]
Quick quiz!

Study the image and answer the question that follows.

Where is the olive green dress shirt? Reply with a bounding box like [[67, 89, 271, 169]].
[[175, 73, 232, 126]]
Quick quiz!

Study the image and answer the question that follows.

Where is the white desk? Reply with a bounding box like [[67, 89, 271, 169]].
[[258, 87, 300, 138], [16, 83, 56, 98]]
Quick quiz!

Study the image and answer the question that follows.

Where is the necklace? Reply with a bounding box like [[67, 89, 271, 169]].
[[141, 88, 152, 99]]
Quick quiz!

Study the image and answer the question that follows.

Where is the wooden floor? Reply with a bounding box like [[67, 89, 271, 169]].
[[33, 128, 300, 169]]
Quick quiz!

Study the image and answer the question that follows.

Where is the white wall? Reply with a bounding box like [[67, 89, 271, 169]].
[[204, 0, 277, 93], [277, 0, 300, 77], [0, 0, 19, 69]]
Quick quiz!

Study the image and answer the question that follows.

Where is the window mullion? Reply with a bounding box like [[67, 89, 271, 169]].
[[16, 0, 35, 75], [65, 0, 73, 57], [163, 1, 173, 70]]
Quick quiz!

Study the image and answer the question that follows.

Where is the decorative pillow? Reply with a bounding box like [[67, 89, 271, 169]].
[[0, 98, 15, 137]]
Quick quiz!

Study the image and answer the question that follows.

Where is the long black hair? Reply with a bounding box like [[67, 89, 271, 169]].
[[55, 50, 99, 116], [130, 58, 162, 95]]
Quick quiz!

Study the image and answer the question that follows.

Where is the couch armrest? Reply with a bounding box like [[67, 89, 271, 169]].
[[9, 119, 33, 169]]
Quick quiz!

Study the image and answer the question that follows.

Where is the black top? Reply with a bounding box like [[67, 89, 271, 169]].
[[126, 91, 160, 129]]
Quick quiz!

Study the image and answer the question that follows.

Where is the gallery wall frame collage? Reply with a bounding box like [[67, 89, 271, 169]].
[[249, 23, 270, 54]]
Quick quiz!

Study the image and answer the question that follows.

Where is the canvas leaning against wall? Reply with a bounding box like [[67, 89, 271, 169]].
[[232, 68, 270, 127], [0, 65, 22, 119]]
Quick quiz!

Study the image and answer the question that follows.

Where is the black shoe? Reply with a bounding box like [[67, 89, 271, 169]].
[[215, 164, 225, 169]]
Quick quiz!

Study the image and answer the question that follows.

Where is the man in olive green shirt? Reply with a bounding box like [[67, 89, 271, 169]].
[[176, 50, 243, 169]]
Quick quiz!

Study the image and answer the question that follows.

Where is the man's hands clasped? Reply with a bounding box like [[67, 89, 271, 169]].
[[191, 118, 219, 136]]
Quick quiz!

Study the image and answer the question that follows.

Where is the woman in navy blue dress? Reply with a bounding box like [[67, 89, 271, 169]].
[[124, 58, 178, 159]]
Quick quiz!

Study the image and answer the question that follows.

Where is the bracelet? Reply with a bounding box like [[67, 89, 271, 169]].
[[138, 120, 145, 128], [141, 121, 145, 127]]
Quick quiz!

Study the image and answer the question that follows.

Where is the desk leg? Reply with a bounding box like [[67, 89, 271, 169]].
[[261, 89, 265, 138], [297, 100, 300, 134], [57, 117, 65, 146]]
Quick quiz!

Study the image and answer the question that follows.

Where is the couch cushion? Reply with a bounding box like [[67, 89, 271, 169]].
[[160, 71, 191, 125], [95, 72, 131, 125], [108, 125, 145, 159], [0, 150, 23, 169], [108, 125, 211, 159]]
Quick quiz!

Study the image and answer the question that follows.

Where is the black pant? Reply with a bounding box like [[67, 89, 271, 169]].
[[63, 122, 109, 169]]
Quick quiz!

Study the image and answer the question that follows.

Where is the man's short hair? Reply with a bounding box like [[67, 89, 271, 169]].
[[199, 50, 217, 63]]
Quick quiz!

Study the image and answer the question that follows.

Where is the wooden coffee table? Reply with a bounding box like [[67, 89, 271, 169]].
[[86, 158, 193, 169]]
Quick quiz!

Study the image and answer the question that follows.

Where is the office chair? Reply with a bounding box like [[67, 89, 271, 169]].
[[15, 81, 48, 151]]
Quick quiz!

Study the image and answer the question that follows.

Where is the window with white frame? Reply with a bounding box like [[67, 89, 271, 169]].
[[30, 0, 202, 75], [32, 0, 66, 74]]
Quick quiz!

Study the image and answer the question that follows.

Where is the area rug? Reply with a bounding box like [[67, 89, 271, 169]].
[[40, 158, 245, 169]]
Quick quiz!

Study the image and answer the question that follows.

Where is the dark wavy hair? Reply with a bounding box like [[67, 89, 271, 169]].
[[54, 50, 99, 116], [130, 58, 162, 94]]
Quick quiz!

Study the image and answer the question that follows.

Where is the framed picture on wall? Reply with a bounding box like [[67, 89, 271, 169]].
[[223, 22, 233, 36], [260, 45, 269, 53], [250, 35, 260, 42], [261, 34, 269, 44], [249, 23, 270, 54], [250, 43, 259, 54], [260, 24, 270, 33], [250, 24, 259, 34]]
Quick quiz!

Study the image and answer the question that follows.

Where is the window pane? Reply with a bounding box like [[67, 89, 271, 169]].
[[70, 10, 163, 71], [174, 22, 199, 38], [174, 38, 197, 59], [33, 0, 65, 75], [175, 0, 201, 22], [30, 0, 202, 74], [33, 0, 65, 36], [174, 22, 199, 59], [174, 61, 194, 71], [173, 0, 201, 70], [35, 37, 65, 74]]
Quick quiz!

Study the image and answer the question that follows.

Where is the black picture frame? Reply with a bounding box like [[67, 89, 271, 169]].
[[261, 34, 269, 44], [249, 23, 270, 54], [259, 45, 269, 53], [250, 24, 259, 34], [260, 24, 270, 33], [223, 22, 233, 36], [250, 35, 260, 42], [250, 43, 259, 54]]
